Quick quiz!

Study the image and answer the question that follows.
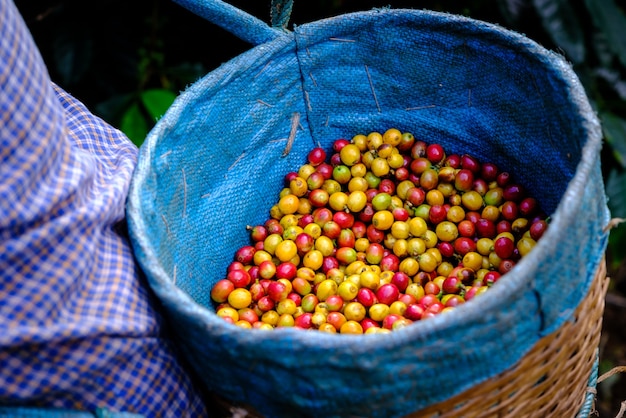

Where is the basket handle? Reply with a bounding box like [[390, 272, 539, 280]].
[[172, 0, 293, 46]]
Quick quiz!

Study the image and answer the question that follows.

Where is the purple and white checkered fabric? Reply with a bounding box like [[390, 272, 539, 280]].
[[0, 0, 208, 416]]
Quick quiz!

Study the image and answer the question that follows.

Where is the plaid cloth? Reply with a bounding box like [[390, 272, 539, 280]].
[[0, 0, 208, 416]]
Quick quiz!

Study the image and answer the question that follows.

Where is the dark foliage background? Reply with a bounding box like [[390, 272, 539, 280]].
[[13, 0, 626, 415]]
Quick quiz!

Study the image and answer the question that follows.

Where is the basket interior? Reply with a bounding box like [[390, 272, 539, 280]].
[[139, 10, 595, 310]]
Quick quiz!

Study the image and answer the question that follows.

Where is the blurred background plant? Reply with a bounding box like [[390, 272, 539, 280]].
[[14, 0, 626, 415]]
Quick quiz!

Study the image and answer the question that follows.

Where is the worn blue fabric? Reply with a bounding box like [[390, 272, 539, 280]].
[[0, 0, 207, 416], [126, 1, 610, 417], [0, 407, 143, 418]]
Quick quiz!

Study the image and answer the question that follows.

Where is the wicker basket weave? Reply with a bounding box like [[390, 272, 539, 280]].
[[411, 259, 608, 417], [210, 260, 608, 418]]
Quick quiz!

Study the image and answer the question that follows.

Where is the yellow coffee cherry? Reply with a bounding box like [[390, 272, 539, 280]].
[[382, 128, 402, 146], [372, 210, 394, 230], [278, 193, 300, 215]]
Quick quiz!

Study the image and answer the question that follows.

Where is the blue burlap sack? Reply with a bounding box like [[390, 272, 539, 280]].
[[126, 1, 610, 417], [0, 407, 143, 418]]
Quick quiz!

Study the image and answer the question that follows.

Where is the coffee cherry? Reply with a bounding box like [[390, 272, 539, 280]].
[[454, 237, 477, 256], [494, 236, 515, 260], [211, 279, 235, 303], [343, 302, 367, 323], [497, 171, 511, 187], [428, 204, 447, 225], [347, 190, 367, 212], [371, 192, 391, 211], [503, 183, 525, 202], [234, 245, 255, 265], [442, 276, 464, 294], [378, 179, 396, 195], [457, 219, 475, 237], [437, 241, 455, 258], [516, 236, 537, 257], [472, 178, 488, 196], [454, 169, 474, 192], [382, 313, 404, 330], [519, 197, 538, 217], [475, 218, 496, 238], [426, 143, 445, 164], [339, 144, 361, 166], [461, 191, 483, 211], [333, 165, 352, 184], [340, 320, 363, 334], [529, 219, 548, 241], [435, 221, 459, 242], [227, 269, 252, 288], [498, 259, 516, 274], [337, 280, 359, 301], [316, 162, 334, 179], [275, 240, 298, 262], [306, 171, 325, 190], [356, 288, 377, 308], [404, 303, 425, 320], [484, 188, 504, 207], [333, 138, 350, 152], [211, 129, 549, 331], [442, 294, 465, 308], [396, 132, 415, 152], [308, 147, 327, 166], [381, 128, 402, 146], [480, 162, 499, 181], [228, 287, 252, 309], [461, 251, 483, 272], [276, 262, 297, 280], [461, 154, 481, 173]]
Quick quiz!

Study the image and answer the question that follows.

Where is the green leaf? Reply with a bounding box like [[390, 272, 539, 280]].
[[601, 111, 626, 169], [140, 89, 177, 122], [532, 0, 586, 64], [608, 222, 626, 268], [120, 102, 149, 147], [585, 0, 626, 68], [605, 168, 626, 268], [606, 168, 626, 219]]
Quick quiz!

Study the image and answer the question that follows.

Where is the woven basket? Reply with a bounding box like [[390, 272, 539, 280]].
[[126, 1, 611, 417]]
